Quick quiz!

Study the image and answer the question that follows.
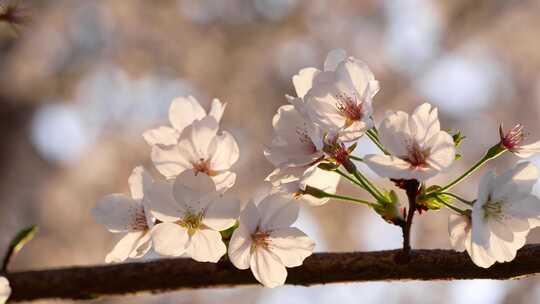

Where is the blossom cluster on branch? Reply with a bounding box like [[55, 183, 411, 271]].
[[91, 49, 540, 289]]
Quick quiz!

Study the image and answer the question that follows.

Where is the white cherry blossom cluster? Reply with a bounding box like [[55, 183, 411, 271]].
[[93, 49, 540, 289]]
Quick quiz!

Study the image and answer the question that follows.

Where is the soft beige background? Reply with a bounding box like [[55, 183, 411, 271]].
[[1, 0, 540, 303]]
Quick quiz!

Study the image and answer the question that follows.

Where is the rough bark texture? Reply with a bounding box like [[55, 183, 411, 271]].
[[7, 245, 540, 302]]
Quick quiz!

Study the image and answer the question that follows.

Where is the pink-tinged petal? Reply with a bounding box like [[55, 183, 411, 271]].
[[338, 118, 371, 142], [151, 223, 189, 257], [129, 231, 153, 259], [151, 145, 191, 179], [486, 231, 520, 263], [142, 126, 178, 147], [203, 194, 240, 231], [209, 98, 226, 123], [209, 130, 239, 171], [425, 132, 455, 171], [488, 219, 514, 243], [268, 227, 314, 267], [250, 247, 288, 288], [211, 171, 236, 192], [258, 193, 299, 231], [105, 231, 145, 263], [292, 67, 320, 98], [92, 194, 141, 233], [364, 154, 433, 180], [305, 83, 347, 132], [448, 214, 470, 252], [492, 162, 538, 202], [173, 171, 217, 212], [169, 96, 206, 132], [324, 49, 347, 72], [128, 166, 153, 201], [377, 111, 411, 157], [146, 180, 183, 222], [186, 229, 226, 263], [514, 140, 540, 158], [507, 195, 540, 227], [228, 226, 253, 270], [298, 166, 341, 206], [239, 201, 261, 234]]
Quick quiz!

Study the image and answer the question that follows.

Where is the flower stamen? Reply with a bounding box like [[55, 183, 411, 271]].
[[335, 93, 364, 127]]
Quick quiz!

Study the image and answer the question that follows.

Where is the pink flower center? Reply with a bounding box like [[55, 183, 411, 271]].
[[501, 124, 525, 150], [405, 142, 430, 168], [130, 207, 149, 231], [335, 93, 364, 126], [192, 158, 217, 176], [252, 230, 270, 248]]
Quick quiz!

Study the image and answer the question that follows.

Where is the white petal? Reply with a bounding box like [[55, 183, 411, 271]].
[[292, 67, 320, 98], [173, 171, 217, 212], [471, 208, 490, 247], [186, 229, 226, 263], [269, 227, 314, 267], [151, 145, 191, 179], [202, 194, 240, 231], [209, 98, 226, 122], [324, 49, 347, 72], [151, 223, 189, 257], [209, 130, 239, 171], [105, 231, 145, 263], [146, 179, 184, 222], [425, 132, 456, 172], [298, 166, 341, 206], [128, 166, 153, 201], [211, 171, 237, 192], [129, 231, 153, 259], [188, 116, 220, 160], [476, 171, 497, 208], [239, 201, 261, 234], [0, 277, 10, 304], [169, 96, 206, 132], [378, 110, 411, 157], [228, 226, 253, 269], [448, 214, 470, 252], [410, 103, 440, 145], [142, 126, 178, 146], [507, 195, 540, 227], [265, 166, 306, 186], [514, 140, 540, 158], [469, 241, 496, 268], [335, 57, 378, 99], [250, 247, 288, 288], [492, 162, 538, 202], [92, 194, 141, 233], [258, 193, 299, 230]]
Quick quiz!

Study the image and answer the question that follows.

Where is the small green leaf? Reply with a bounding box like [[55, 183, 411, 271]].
[[347, 142, 358, 154], [317, 162, 339, 171], [451, 131, 466, 147], [10, 225, 38, 255], [455, 154, 462, 161], [220, 221, 239, 240]]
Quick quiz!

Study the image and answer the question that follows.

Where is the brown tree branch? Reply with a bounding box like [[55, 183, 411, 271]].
[[7, 244, 540, 302]]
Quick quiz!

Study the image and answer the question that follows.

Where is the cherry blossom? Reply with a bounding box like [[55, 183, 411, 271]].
[[0, 277, 10, 304], [228, 194, 315, 287], [499, 124, 540, 158], [364, 103, 456, 181], [151, 115, 239, 191], [449, 162, 540, 268], [143, 96, 226, 146], [147, 171, 240, 263], [296, 49, 380, 141], [92, 167, 155, 263]]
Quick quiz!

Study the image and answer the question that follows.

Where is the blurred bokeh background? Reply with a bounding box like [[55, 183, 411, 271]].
[[1, 0, 540, 303]]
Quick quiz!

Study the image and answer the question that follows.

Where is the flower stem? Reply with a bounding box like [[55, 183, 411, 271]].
[[366, 129, 390, 155], [349, 155, 364, 162], [302, 185, 376, 207], [432, 144, 506, 194], [440, 192, 473, 206], [335, 169, 367, 190], [351, 169, 386, 203], [434, 196, 468, 216]]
